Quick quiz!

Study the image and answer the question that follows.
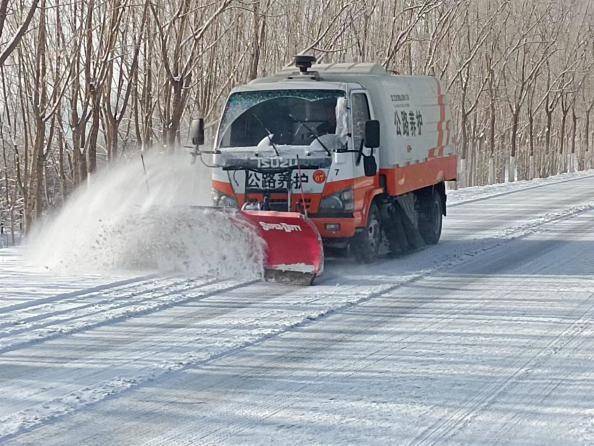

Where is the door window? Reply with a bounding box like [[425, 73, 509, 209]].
[[351, 93, 370, 150]]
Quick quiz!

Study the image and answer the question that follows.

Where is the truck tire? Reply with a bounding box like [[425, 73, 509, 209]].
[[418, 190, 442, 245], [351, 203, 382, 263]]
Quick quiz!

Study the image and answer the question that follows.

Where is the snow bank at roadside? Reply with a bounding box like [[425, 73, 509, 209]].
[[447, 169, 594, 205]]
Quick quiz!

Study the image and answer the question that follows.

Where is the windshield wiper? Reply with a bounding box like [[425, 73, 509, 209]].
[[250, 112, 280, 156], [288, 114, 331, 156]]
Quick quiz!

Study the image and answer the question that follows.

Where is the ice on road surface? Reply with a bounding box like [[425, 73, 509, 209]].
[[1, 170, 594, 445]]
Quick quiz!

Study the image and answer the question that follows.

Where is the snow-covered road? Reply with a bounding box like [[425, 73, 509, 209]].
[[1, 172, 593, 445]]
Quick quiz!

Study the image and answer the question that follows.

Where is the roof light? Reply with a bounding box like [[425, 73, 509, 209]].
[[294, 55, 316, 74]]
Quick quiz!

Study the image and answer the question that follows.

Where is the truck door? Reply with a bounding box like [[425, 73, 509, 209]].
[[350, 91, 379, 178]]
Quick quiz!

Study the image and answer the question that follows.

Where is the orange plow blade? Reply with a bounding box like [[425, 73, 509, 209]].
[[240, 210, 324, 285]]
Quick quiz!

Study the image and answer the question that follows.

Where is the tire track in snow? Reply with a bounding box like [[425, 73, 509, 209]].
[[489, 322, 593, 445], [0, 280, 325, 441], [0, 281, 297, 422], [189, 286, 510, 446], [1, 198, 593, 442], [194, 240, 594, 445], [0, 276, 203, 334], [0, 277, 257, 354], [0, 274, 156, 315], [408, 293, 594, 446]]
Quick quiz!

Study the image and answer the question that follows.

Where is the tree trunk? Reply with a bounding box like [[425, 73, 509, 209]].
[[571, 107, 577, 155], [87, 100, 100, 175], [104, 113, 119, 161], [58, 123, 67, 202], [25, 116, 45, 232], [510, 108, 519, 158], [544, 108, 553, 176]]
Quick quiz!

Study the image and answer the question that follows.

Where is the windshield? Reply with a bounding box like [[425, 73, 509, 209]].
[[217, 89, 346, 150]]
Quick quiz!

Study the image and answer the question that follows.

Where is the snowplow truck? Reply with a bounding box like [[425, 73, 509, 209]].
[[190, 55, 457, 285]]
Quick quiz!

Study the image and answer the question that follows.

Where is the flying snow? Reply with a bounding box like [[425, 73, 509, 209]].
[[26, 152, 264, 279]]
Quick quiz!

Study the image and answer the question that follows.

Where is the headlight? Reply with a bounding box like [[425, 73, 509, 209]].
[[319, 188, 354, 212], [212, 189, 238, 208]]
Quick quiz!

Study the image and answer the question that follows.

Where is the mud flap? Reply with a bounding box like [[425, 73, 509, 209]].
[[240, 210, 324, 285]]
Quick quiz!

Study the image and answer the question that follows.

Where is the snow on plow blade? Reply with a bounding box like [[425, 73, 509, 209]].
[[241, 210, 324, 286]]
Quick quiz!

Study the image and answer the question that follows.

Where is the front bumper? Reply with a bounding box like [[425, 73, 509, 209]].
[[311, 216, 358, 239]]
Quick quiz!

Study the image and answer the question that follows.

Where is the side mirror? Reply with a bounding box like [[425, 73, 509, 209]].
[[189, 118, 205, 146], [364, 120, 380, 148]]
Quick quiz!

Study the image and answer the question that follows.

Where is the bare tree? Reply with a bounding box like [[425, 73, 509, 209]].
[[0, 0, 40, 67]]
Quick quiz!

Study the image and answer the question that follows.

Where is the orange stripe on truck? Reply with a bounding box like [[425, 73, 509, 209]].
[[380, 155, 457, 196]]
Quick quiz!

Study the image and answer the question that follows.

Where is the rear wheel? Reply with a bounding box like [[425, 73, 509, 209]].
[[351, 203, 382, 263], [418, 190, 443, 245]]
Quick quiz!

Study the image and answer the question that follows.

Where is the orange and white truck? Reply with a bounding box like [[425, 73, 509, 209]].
[[191, 55, 456, 284]]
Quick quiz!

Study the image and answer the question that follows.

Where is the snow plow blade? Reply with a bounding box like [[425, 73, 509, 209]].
[[241, 210, 324, 286]]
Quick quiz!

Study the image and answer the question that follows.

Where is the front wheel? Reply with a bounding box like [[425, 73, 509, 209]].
[[351, 203, 382, 263], [418, 190, 443, 245]]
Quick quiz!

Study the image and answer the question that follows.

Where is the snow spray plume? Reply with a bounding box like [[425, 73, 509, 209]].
[[26, 152, 265, 279]]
